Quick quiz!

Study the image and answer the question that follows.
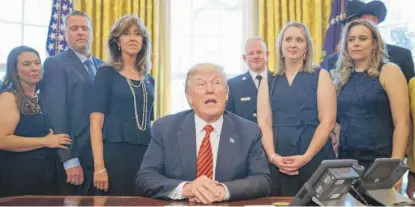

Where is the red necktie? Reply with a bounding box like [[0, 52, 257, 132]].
[[196, 125, 214, 179]]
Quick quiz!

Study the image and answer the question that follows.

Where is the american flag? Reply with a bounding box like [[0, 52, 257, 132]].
[[46, 0, 74, 56], [320, 0, 348, 69]]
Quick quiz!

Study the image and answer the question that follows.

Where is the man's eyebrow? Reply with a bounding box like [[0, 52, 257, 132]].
[[194, 77, 203, 81]]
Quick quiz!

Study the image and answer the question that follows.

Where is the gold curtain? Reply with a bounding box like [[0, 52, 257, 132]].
[[259, 0, 332, 71], [74, 0, 170, 119]]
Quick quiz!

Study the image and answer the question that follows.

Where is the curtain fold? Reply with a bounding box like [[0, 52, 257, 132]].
[[73, 0, 332, 117], [258, 0, 332, 71], [74, 0, 170, 119]]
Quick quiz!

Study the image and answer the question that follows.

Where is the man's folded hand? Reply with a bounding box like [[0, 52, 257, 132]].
[[183, 175, 226, 204]]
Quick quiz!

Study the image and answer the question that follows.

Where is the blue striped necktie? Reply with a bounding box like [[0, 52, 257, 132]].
[[84, 59, 95, 83]]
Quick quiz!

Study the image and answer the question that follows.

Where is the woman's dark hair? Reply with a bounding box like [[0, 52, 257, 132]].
[[1, 45, 42, 114]]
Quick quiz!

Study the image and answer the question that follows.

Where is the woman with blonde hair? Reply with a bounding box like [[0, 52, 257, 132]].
[[257, 21, 336, 196], [334, 19, 409, 191], [90, 14, 154, 195]]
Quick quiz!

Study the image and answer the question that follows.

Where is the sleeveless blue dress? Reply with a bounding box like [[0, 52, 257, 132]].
[[0, 91, 63, 196], [268, 68, 335, 196], [337, 68, 393, 170]]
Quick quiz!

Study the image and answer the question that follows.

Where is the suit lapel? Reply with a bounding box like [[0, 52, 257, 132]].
[[177, 112, 197, 179], [267, 69, 273, 77], [244, 71, 257, 91], [242, 71, 259, 113], [215, 112, 236, 181], [65, 49, 91, 85]]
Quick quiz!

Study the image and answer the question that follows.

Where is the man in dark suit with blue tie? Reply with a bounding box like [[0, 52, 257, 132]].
[[226, 37, 271, 123], [39, 10, 104, 195], [327, 0, 414, 82], [136, 63, 271, 204]]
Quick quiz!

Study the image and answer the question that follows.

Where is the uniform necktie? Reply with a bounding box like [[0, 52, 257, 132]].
[[256, 75, 263, 89]]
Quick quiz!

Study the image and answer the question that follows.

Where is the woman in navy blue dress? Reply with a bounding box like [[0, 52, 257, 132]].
[[90, 14, 154, 196], [0, 46, 71, 196], [333, 19, 409, 191], [257, 22, 337, 196]]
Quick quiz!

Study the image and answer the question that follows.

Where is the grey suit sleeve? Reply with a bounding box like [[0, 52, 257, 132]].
[[136, 121, 186, 199], [39, 58, 72, 162], [222, 129, 271, 200], [226, 82, 235, 113]]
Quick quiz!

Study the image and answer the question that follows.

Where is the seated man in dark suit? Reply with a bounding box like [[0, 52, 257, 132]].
[[136, 63, 271, 204], [226, 37, 271, 123], [328, 0, 414, 82]]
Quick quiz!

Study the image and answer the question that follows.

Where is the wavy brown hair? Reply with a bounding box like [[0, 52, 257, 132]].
[[274, 21, 315, 75], [1, 46, 41, 115], [107, 14, 152, 75], [333, 19, 388, 91]]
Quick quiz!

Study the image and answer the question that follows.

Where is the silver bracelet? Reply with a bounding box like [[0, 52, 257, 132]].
[[94, 168, 107, 175]]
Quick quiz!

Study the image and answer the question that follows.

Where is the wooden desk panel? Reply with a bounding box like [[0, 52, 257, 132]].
[[0, 196, 292, 206]]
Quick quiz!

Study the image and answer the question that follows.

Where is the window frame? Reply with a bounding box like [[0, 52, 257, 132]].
[[169, 0, 258, 113], [0, 0, 52, 75]]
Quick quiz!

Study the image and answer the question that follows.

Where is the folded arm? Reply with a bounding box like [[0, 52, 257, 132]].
[[40, 58, 74, 163], [136, 122, 187, 199], [304, 69, 337, 160], [381, 64, 410, 159], [257, 76, 275, 161], [222, 129, 271, 201], [0, 92, 70, 152]]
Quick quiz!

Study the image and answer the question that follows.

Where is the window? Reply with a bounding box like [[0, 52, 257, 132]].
[[363, 0, 415, 61], [170, 0, 254, 113], [0, 0, 52, 79]]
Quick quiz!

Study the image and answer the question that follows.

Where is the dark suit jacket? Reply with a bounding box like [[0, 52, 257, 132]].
[[39, 49, 104, 168], [226, 71, 272, 123], [136, 110, 271, 201], [328, 44, 414, 82]]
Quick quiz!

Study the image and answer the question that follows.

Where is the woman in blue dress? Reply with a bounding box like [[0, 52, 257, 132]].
[[333, 19, 409, 191], [90, 14, 154, 196], [257, 22, 337, 196], [0, 46, 71, 196]]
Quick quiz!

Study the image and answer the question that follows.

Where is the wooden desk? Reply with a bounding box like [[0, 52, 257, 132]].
[[0, 196, 292, 206]]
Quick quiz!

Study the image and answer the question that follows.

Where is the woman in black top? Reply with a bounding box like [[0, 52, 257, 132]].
[[90, 14, 154, 196], [0, 46, 71, 196]]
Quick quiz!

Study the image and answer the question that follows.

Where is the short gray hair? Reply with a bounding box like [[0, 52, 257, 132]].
[[244, 37, 267, 54], [184, 63, 227, 94], [63, 10, 92, 29]]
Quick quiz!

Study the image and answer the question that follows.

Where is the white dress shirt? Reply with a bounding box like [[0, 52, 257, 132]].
[[168, 114, 230, 200], [73, 50, 97, 75], [249, 69, 268, 89]]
